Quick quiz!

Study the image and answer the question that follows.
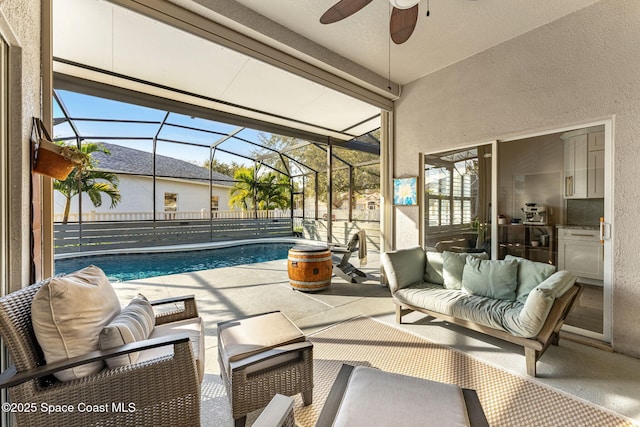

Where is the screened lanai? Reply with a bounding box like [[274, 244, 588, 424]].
[[51, 88, 381, 254], [49, 0, 390, 255]]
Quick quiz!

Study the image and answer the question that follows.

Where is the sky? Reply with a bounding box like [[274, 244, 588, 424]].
[[53, 90, 270, 167]]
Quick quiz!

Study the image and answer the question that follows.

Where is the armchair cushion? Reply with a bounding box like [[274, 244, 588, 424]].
[[31, 265, 121, 381], [143, 317, 205, 382], [99, 294, 155, 368]]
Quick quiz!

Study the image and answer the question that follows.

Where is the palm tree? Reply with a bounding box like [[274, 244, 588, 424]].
[[257, 172, 290, 215], [54, 142, 121, 224], [228, 167, 259, 212]]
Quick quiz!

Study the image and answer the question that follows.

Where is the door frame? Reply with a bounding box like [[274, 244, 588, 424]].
[[498, 117, 614, 342]]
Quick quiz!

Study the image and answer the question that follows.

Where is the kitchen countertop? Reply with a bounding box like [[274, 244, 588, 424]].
[[556, 225, 599, 230]]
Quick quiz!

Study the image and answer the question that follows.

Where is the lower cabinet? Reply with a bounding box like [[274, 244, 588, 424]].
[[557, 228, 604, 283]]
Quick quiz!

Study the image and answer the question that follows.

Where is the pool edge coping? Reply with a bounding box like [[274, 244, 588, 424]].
[[54, 237, 328, 260]]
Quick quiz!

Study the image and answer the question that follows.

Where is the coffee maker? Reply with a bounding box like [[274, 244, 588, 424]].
[[522, 203, 548, 225]]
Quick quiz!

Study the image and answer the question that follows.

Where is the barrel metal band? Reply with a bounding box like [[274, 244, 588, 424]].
[[289, 279, 331, 286], [288, 255, 333, 263]]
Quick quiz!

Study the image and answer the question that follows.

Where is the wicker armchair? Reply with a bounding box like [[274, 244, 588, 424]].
[[0, 279, 202, 427]]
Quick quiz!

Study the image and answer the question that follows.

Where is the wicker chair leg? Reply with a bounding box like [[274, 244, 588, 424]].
[[302, 389, 313, 405], [234, 415, 247, 427]]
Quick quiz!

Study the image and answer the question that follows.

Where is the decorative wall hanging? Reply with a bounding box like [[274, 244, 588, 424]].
[[393, 176, 418, 206]]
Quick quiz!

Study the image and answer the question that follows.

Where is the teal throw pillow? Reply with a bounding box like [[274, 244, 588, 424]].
[[505, 255, 557, 303], [442, 251, 489, 290], [462, 257, 518, 301]]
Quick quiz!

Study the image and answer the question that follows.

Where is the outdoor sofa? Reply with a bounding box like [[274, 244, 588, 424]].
[[381, 247, 582, 376]]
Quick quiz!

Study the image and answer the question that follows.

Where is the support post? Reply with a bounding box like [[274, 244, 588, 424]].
[[327, 137, 333, 244]]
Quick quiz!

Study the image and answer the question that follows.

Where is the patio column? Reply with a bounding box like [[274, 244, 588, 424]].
[[326, 137, 333, 244]]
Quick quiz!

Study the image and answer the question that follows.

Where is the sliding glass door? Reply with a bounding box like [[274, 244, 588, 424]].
[[422, 122, 613, 343], [1, 33, 10, 427], [497, 123, 612, 342]]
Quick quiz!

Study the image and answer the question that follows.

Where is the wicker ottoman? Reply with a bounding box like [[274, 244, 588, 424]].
[[218, 311, 314, 427]]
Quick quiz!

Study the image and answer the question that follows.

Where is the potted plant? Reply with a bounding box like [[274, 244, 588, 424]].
[[31, 117, 92, 181], [33, 140, 91, 180]]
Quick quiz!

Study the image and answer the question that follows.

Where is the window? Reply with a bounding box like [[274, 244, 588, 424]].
[[211, 195, 219, 211], [164, 193, 177, 212], [424, 149, 477, 230], [423, 145, 492, 252]]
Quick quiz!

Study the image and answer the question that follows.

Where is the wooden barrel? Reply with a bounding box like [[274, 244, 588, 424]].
[[287, 245, 332, 292]]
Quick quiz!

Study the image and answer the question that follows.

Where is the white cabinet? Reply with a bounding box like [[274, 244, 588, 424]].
[[562, 128, 604, 199], [557, 228, 603, 283], [563, 133, 588, 198], [587, 131, 605, 198]]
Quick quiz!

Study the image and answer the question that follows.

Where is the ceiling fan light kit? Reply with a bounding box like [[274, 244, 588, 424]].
[[388, 0, 420, 9]]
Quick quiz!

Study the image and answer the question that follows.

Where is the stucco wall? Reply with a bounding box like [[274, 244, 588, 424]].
[[53, 175, 232, 216], [1, 1, 42, 290], [394, 0, 640, 356]]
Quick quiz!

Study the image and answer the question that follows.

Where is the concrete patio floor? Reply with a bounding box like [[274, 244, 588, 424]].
[[112, 250, 640, 425]]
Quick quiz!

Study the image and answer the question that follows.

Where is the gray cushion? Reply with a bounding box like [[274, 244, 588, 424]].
[[146, 317, 205, 382], [423, 251, 444, 285], [505, 255, 557, 303], [218, 311, 305, 364], [99, 294, 155, 368], [502, 270, 576, 337], [462, 257, 518, 301], [333, 366, 470, 427], [381, 247, 426, 293], [31, 265, 121, 381], [442, 251, 488, 290]]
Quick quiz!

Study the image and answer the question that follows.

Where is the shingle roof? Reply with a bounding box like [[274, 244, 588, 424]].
[[91, 142, 233, 187]]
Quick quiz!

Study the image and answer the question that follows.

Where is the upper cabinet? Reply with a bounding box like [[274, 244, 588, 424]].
[[587, 131, 605, 198], [562, 127, 604, 199]]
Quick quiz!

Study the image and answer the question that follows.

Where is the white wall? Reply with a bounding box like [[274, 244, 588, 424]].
[[54, 175, 232, 215], [1, 2, 42, 290], [394, 0, 640, 356]]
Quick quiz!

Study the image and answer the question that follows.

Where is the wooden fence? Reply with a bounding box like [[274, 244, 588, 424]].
[[54, 218, 293, 254]]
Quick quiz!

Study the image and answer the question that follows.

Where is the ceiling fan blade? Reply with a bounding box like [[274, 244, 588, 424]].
[[320, 0, 373, 24], [390, 5, 419, 44]]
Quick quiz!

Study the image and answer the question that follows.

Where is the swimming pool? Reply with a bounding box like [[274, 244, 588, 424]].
[[54, 242, 297, 282]]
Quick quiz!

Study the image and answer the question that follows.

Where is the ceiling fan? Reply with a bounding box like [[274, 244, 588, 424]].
[[320, 0, 422, 45]]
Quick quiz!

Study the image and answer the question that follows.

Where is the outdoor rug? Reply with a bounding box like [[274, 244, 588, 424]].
[[290, 316, 635, 427]]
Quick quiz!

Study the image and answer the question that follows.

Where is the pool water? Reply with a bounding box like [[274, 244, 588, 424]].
[[55, 243, 296, 282]]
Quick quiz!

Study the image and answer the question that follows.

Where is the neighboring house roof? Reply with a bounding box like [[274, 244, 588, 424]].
[[91, 142, 233, 187]]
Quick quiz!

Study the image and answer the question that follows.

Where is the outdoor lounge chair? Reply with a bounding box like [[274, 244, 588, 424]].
[[331, 229, 368, 283], [0, 271, 204, 427]]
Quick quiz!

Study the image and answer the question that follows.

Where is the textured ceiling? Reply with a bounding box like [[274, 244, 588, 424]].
[[233, 0, 600, 85]]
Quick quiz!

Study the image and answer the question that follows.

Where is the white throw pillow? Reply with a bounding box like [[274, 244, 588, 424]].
[[31, 265, 121, 381], [99, 294, 156, 368]]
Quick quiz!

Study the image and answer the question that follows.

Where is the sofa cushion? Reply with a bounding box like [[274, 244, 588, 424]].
[[442, 251, 488, 290], [31, 265, 121, 381], [505, 255, 557, 303], [462, 257, 518, 301], [423, 251, 444, 285], [381, 247, 426, 293], [99, 294, 155, 368]]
